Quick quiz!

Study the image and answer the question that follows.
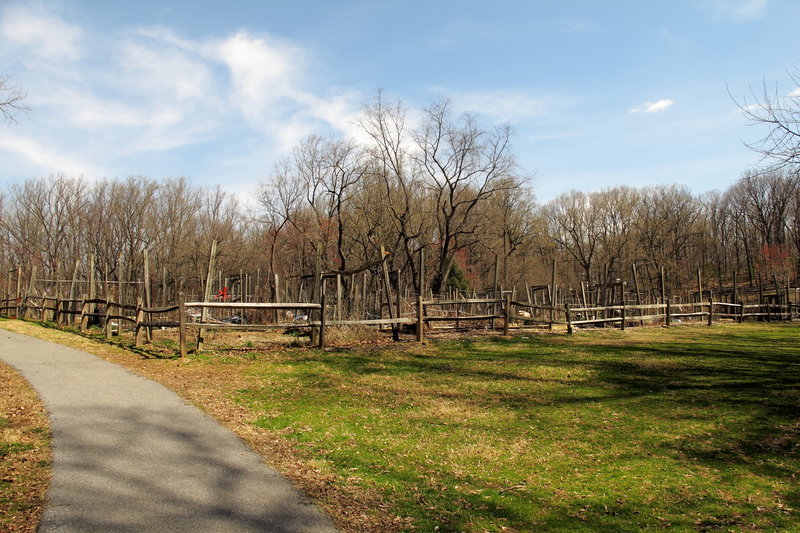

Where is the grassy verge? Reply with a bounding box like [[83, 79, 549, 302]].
[[0, 359, 51, 533], [1, 319, 798, 531]]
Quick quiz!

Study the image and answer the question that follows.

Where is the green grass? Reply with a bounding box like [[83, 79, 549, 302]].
[[226, 324, 800, 531]]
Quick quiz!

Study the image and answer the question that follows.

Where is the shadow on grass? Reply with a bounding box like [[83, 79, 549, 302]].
[[264, 325, 800, 529]]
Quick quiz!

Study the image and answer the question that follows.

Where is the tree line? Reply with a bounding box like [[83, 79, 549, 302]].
[[1, 92, 799, 305]]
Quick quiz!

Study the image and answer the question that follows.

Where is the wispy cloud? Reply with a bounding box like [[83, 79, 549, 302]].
[[630, 99, 675, 114], [0, 3, 83, 61], [429, 88, 555, 124], [0, 3, 362, 180], [700, 0, 768, 22]]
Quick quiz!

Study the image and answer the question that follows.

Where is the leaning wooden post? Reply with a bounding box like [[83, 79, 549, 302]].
[[707, 297, 713, 327], [565, 302, 573, 335], [179, 292, 187, 360], [197, 240, 217, 353], [503, 292, 511, 336], [416, 294, 424, 343], [319, 290, 327, 349]]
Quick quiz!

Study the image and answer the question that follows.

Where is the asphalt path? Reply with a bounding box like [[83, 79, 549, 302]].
[[0, 329, 337, 532]]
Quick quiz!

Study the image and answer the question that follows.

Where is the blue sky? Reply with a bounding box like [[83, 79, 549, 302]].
[[1, 0, 799, 202]]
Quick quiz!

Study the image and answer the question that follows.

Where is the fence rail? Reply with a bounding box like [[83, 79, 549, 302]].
[[0, 293, 796, 357]]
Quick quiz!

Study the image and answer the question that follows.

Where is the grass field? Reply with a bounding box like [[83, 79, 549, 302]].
[[229, 324, 800, 532], [2, 320, 798, 531]]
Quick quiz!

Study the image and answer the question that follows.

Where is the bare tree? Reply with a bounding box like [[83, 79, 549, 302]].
[[0, 76, 29, 122], [414, 99, 520, 293], [738, 67, 800, 169]]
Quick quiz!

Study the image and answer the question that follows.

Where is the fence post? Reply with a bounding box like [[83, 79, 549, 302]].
[[416, 295, 424, 343], [179, 293, 187, 360], [105, 302, 113, 339], [319, 292, 327, 349], [621, 300, 626, 331], [665, 299, 671, 327], [134, 297, 144, 347], [80, 296, 89, 332], [707, 297, 713, 327], [503, 293, 511, 336], [54, 298, 61, 325], [739, 301, 745, 323], [566, 303, 573, 335]]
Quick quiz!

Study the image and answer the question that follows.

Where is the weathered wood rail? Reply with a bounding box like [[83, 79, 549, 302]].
[[0, 293, 796, 356]]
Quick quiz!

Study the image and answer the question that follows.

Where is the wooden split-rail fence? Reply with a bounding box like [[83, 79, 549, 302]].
[[1, 294, 797, 358]]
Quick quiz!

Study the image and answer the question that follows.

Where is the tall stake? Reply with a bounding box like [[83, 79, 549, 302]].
[[196, 240, 217, 353], [380, 246, 399, 341]]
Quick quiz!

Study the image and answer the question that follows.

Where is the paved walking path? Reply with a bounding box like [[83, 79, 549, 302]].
[[0, 329, 337, 533]]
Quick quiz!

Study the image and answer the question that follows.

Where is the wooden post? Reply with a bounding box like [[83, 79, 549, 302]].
[[79, 296, 89, 332], [104, 302, 113, 339], [739, 301, 745, 323], [566, 302, 573, 335], [117, 254, 124, 305], [143, 249, 152, 342], [665, 297, 672, 327], [733, 270, 738, 307], [69, 259, 80, 300], [621, 298, 626, 331], [336, 273, 342, 321], [659, 266, 666, 304], [53, 297, 61, 325], [197, 240, 217, 353], [178, 293, 187, 359], [134, 297, 145, 347], [707, 297, 713, 327], [416, 294, 424, 343], [380, 246, 400, 341], [697, 268, 703, 303], [503, 292, 511, 335], [319, 286, 327, 349], [418, 247, 425, 297]]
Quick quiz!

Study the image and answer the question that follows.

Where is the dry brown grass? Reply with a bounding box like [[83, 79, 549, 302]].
[[0, 319, 400, 532], [0, 358, 50, 533]]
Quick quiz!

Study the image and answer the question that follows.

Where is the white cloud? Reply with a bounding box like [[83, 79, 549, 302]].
[[0, 134, 106, 178], [0, 3, 82, 61], [630, 99, 675, 114], [0, 4, 362, 181], [789, 87, 800, 98]]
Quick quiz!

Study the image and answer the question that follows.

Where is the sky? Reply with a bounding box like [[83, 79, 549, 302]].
[[1, 0, 799, 202]]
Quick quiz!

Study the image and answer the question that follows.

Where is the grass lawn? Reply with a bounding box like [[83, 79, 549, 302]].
[[232, 324, 800, 532], [1, 320, 798, 531]]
